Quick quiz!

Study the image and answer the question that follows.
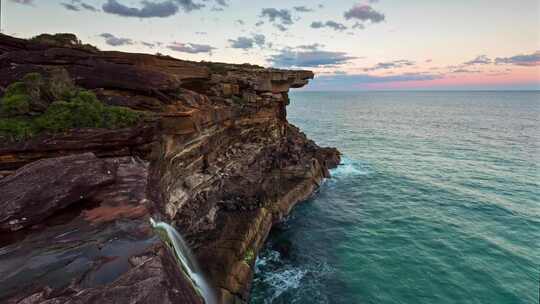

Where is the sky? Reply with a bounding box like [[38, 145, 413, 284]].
[[3, 0, 540, 90]]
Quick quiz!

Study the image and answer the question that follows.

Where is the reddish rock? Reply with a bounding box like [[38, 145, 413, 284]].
[[0, 153, 116, 231]]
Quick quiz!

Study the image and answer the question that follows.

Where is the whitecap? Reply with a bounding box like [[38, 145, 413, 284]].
[[331, 157, 372, 177], [262, 268, 307, 302]]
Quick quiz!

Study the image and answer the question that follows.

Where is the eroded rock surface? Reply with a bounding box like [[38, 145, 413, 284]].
[[0, 153, 116, 231], [0, 34, 340, 304]]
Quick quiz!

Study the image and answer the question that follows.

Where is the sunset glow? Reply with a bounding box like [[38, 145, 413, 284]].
[[3, 0, 540, 90]]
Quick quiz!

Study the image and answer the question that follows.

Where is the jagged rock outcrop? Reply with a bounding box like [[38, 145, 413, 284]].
[[0, 34, 340, 304]]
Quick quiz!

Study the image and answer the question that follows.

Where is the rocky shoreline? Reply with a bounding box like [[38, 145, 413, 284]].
[[0, 34, 340, 304]]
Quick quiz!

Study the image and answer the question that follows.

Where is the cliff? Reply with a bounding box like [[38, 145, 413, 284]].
[[0, 34, 340, 304]]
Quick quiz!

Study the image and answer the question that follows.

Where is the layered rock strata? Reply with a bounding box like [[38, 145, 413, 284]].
[[0, 34, 340, 304]]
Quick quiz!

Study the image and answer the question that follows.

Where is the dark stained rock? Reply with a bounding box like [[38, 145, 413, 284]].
[[0, 124, 158, 171], [0, 153, 117, 231], [7, 245, 205, 304], [0, 156, 161, 303]]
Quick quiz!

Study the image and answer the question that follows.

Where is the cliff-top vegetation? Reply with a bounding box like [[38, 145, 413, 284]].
[[0, 69, 143, 142]]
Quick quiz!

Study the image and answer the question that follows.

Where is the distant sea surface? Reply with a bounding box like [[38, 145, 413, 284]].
[[250, 91, 540, 304]]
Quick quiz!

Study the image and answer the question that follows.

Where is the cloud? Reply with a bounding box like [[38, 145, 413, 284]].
[[274, 24, 287, 32], [495, 51, 540, 66], [269, 49, 357, 68], [253, 34, 267, 48], [344, 4, 385, 23], [464, 55, 491, 65], [229, 34, 267, 49], [296, 43, 325, 50], [236, 19, 245, 25], [173, 0, 205, 11], [141, 41, 156, 48], [311, 20, 347, 31], [450, 68, 480, 73], [10, 0, 34, 5], [103, 0, 179, 17], [460, 51, 540, 67], [310, 72, 443, 89], [260, 8, 293, 31], [201, 0, 227, 7], [363, 60, 415, 71], [229, 36, 254, 49], [167, 42, 216, 54], [310, 21, 324, 28], [352, 22, 365, 30], [293, 6, 313, 12], [80, 2, 99, 11], [61, 0, 99, 12], [213, 0, 228, 7], [99, 33, 134, 46], [102, 0, 204, 18], [260, 8, 293, 24], [61, 2, 80, 11]]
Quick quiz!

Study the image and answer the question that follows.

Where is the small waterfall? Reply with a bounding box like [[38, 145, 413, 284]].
[[150, 218, 216, 304]]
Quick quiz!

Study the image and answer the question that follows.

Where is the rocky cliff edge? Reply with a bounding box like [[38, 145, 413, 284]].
[[0, 33, 340, 304]]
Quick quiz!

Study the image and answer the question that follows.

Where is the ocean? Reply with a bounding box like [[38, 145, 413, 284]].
[[250, 91, 540, 304]]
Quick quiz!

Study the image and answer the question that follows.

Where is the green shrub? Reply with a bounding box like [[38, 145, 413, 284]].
[[30, 33, 99, 52], [243, 249, 255, 264], [35, 91, 142, 132], [22, 73, 44, 103], [31, 33, 80, 46], [2, 94, 31, 115], [0, 118, 35, 141], [47, 68, 76, 101], [36, 100, 101, 132], [102, 106, 142, 128], [4, 82, 27, 96], [0, 71, 143, 142]]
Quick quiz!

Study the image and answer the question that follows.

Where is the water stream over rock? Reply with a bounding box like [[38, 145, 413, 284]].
[[150, 218, 216, 304]]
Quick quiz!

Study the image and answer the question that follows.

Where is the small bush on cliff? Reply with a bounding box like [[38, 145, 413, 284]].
[[47, 68, 77, 101], [243, 249, 255, 264], [22, 73, 44, 101], [2, 93, 31, 116], [30, 33, 99, 52], [0, 71, 143, 142], [35, 92, 141, 132], [0, 118, 35, 141]]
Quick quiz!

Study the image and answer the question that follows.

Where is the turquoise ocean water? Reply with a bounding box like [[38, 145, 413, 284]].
[[250, 91, 539, 304]]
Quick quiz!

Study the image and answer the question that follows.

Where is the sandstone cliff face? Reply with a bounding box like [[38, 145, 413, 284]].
[[0, 34, 340, 303]]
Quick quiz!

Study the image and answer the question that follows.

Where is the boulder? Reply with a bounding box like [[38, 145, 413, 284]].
[[0, 153, 117, 231]]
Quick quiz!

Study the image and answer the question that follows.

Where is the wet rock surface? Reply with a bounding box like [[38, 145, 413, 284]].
[[0, 34, 340, 304]]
